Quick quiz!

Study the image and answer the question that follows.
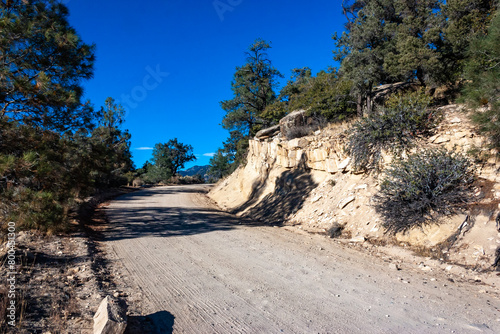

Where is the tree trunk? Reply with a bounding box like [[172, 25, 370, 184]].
[[366, 93, 372, 115], [416, 67, 426, 87], [357, 94, 363, 117]]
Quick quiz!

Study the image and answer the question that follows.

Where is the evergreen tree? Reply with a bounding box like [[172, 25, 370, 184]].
[[463, 9, 500, 150], [334, 0, 399, 115], [0, 0, 96, 132], [88, 98, 133, 187], [385, 0, 446, 87], [149, 139, 196, 182], [221, 39, 283, 137], [443, 0, 497, 81], [264, 67, 355, 122], [207, 149, 232, 181]]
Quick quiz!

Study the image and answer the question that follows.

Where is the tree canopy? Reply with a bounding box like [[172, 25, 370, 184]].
[[0, 0, 96, 132], [221, 38, 283, 137], [144, 139, 197, 183], [0, 1, 134, 232], [463, 9, 500, 149], [334, 0, 497, 114]]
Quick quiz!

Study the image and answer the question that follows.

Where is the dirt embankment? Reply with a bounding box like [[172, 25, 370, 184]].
[[0, 188, 135, 333], [209, 105, 500, 274]]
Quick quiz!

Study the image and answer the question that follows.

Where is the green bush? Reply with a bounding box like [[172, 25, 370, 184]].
[[0, 113, 133, 232], [346, 90, 435, 172], [262, 68, 357, 124], [375, 148, 475, 234], [462, 10, 500, 152]]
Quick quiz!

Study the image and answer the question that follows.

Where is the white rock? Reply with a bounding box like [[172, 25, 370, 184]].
[[311, 195, 323, 203], [93, 296, 127, 334], [350, 236, 366, 243], [338, 158, 351, 171], [434, 136, 450, 144], [429, 134, 440, 142], [450, 117, 461, 124]]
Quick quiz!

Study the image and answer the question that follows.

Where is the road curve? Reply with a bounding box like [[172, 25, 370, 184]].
[[104, 185, 500, 333]]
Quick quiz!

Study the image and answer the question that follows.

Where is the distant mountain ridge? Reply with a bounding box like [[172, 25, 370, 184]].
[[179, 165, 210, 179]]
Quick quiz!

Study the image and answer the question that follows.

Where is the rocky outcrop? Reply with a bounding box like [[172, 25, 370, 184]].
[[255, 124, 280, 140], [279, 109, 322, 139], [210, 105, 500, 270]]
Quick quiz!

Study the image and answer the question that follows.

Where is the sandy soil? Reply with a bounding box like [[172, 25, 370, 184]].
[[104, 185, 500, 334]]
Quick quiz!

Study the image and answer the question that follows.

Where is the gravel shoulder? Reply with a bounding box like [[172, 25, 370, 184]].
[[104, 185, 500, 334]]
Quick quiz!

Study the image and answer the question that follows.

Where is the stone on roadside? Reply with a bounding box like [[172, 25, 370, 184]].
[[93, 296, 127, 334], [350, 236, 366, 243]]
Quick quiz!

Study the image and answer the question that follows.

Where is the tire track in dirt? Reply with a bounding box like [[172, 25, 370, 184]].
[[104, 185, 500, 333]]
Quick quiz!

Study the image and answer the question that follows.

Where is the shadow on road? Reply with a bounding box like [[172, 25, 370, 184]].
[[100, 185, 260, 241], [126, 310, 175, 334]]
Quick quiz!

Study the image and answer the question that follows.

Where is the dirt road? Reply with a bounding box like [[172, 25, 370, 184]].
[[104, 185, 500, 333]]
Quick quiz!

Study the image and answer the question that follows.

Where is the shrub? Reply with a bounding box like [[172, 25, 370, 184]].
[[327, 222, 344, 238], [375, 148, 475, 234], [346, 90, 435, 172]]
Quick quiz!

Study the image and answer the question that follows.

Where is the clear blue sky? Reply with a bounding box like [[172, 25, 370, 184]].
[[66, 0, 347, 170]]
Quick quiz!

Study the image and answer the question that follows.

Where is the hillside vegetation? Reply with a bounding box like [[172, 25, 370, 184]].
[[209, 0, 499, 181], [209, 0, 500, 265]]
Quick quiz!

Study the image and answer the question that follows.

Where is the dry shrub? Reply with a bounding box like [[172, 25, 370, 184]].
[[376, 148, 475, 234]]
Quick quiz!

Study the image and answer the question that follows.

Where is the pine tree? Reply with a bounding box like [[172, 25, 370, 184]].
[[463, 10, 500, 150], [385, 0, 446, 87], [334, 0, 399, 115], [221, 39, 283, 137], [0, 0, 95, 131]]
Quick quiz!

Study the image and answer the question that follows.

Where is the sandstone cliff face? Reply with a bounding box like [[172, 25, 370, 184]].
[[209, 105, 500, 270]]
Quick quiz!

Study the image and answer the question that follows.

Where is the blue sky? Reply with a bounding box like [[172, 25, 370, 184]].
[[66, 0, 347, 169]]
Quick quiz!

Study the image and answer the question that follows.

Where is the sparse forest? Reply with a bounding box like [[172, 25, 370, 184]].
[[0, 1, 204, 232]]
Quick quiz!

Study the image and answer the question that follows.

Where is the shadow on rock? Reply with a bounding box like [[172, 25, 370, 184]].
[[236, 154, 318, 225]]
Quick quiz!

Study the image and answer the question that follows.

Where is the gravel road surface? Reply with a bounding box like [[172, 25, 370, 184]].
[[104, 185, 500, 333]]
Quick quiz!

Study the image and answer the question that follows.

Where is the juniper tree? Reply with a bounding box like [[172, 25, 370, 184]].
[[443, 0, 497, 81], [334, 0, 399, 115]]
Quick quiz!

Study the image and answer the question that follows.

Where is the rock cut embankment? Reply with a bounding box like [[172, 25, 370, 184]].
[[209, 106, 500, 270]]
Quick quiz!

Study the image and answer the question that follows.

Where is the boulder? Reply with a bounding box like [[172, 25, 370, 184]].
[[93, 296, 127, 334], [279, 110, 321, 139], [255, 124, 281, 140], [288, 137, 309, 149]]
